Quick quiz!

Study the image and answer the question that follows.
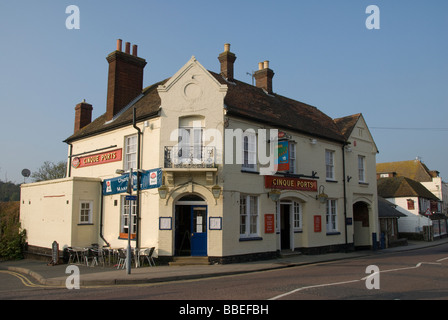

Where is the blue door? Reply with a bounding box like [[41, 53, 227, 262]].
[[190, 206, 207, 256]]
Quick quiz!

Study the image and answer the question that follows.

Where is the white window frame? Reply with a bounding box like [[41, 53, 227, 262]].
[[79, 201, 93, 224], [240, 194, 259, 238], [124, 134, 137, 171], [120, 196, 137, 238], [325, 149, 335, 180], [287, 142, 296, 174], [293, 201, 302, 231], [326, 199, 338, 233], [242, 131, 257, 172], [358, 155, 366, 183], [178, 125, 204, 163]]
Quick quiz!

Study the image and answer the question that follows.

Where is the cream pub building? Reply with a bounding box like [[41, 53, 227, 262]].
[[20, 41, 379, 263]]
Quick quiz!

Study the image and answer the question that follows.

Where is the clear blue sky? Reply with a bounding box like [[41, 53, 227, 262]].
[[1, 0, 447, 184]]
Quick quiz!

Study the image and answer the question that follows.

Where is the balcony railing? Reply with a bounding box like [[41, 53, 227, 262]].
[[164, 146, 215, 169]]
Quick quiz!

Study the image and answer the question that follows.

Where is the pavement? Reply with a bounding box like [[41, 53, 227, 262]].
[[1, 238, 448, 287]]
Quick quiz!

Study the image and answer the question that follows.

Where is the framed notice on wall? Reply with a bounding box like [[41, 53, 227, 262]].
[[159, 217, 172, 230], [209, 217, 222, 230]]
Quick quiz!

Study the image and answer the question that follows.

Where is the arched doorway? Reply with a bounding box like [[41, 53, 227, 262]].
[[174, 194, 207, 256], [353, 201, 370, 249]]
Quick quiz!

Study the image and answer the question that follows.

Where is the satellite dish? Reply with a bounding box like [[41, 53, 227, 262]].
[[21, 169, 31, 178]]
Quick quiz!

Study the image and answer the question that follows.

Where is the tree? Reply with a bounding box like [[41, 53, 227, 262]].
[[31, 161, 67, 182]]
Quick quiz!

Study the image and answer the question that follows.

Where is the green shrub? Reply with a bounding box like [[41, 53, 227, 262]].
[[0, 202, 27, 260]]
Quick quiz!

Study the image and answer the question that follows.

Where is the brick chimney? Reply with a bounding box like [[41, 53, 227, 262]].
[[254, 60, 274, 94], [106, 39, 147, 121], [218, 43, 237, 82], [74, 99, 93, 133]]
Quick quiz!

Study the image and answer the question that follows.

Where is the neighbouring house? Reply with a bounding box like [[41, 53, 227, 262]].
[[377, 176, 447, 241], [377, 159, 448, 216], [20, 41, 380, 264]]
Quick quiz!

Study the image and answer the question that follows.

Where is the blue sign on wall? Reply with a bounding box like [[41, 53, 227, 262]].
[[102, 168, 162, 195]]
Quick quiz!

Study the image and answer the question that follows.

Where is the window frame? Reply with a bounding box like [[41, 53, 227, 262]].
[[79, 201, 93, 224], [124, 134, 137, 171], [120, 196, 137, 239], [242, 131, 257, 172], [358, 155, 366, 183], [240, 194, 259, 238], [325, 149, 335, 181], [326, 199, 338, 233]]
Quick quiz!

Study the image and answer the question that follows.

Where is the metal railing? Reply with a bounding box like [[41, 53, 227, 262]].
[[164, 146, 215, 168]]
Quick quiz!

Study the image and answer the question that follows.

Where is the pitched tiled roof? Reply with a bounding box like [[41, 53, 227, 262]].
[[334, 114, 362, 140], [65, 79, 168, 143], [377, 176, 439, 200], [209, 71, 345, 143], [376, 160, 433, 182], [66, 70, 348, 144]]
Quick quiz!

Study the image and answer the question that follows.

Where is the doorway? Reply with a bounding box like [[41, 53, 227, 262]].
[[280, 203, 291, 250], [175, 195, 207, 257]]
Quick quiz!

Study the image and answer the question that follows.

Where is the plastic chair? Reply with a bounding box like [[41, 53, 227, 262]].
[[116, 249, 127, 269], [139, 247, 155, 267]]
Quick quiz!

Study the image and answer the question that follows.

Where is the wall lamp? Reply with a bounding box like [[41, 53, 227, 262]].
[[158, 184, 169, 199], [268, 189, 281, 202], [316, 185, 328, 204], [211, 185, 222, 200]]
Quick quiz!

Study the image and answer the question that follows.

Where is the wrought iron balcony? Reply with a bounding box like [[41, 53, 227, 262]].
[[164, 146, 216, 169]]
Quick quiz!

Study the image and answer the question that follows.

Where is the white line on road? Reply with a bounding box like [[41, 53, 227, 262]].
[[269, 261, 444, 300]]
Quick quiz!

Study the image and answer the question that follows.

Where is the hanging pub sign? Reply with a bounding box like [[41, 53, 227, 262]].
[[277, 141, 289, 171], [72, 149, 122, 168], [102, 168, 162, 195], [265, 175, 318, 192]]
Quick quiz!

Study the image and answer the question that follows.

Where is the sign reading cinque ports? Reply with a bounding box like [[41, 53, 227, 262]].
[[264, 175, 317, 192], [72, 149, 122, 168]]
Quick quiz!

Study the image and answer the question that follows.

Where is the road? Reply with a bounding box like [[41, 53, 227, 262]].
[[1, 243, 447, 304]]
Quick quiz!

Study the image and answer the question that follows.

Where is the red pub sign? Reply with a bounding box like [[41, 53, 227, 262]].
[[264, 176, 318, 192], [72, 149, 123, 168]]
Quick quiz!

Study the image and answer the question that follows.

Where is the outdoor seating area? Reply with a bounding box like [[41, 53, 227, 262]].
[[65, 245, 156, 269]]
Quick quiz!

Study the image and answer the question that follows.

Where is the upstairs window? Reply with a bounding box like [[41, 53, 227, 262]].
[[124, 135, 137, 170], [325, 150, 335, 180]]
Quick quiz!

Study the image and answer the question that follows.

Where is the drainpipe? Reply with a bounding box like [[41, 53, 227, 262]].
[[342, 143, 348, 250], [99, 181, 110, 247], [133, 107, 142, 249], [67, 143, 73, 178]]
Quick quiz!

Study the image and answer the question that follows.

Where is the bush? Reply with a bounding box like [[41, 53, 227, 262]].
[[0, 202, 27, 260]]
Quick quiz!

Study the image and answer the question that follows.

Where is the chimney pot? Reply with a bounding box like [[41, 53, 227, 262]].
[[106, 40, 147, 121], [218, 43, 237, 82], [132, 44, 138, 57], [74, 100, 93, 133], [117, 39, 123, 51], [254, 61, 274, 94]]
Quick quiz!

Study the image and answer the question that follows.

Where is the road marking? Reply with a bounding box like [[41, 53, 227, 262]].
[[269, 261, 445, 300], [436, 257, 448, 262], [269, 279, 361, 300], [0, 270, 62, 288]]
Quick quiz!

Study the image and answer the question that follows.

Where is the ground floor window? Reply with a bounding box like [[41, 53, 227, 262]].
[[120, 196, 137, 239], [293, 201, 302, 231], [240, 194, 259, 238], [326, 199, 338, 233], [79, 201, 93, 224]]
